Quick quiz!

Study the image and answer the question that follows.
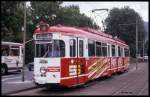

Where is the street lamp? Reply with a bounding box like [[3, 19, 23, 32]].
[[51, 14, 56, 20], [91, 8, 109, 12], [51, 14, 57, 25], [22, 2, 26, 82]]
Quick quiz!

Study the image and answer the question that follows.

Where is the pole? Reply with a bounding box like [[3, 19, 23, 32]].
[[91, 8, 109, 31], [25, 39, 33, 44], [136, 18, 138, 70], [143, 40, 144, 61], [22, 2, 26, 81]]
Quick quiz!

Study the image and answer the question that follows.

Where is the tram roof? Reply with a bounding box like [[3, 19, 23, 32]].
[[34, 25, 128, 47]]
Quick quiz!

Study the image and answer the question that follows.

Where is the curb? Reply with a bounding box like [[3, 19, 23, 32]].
[[2, 86, 39, 95]]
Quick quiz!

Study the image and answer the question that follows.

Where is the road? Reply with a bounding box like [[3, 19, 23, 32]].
[[2, 62, 148, 96], [2, 67, 35, 95]]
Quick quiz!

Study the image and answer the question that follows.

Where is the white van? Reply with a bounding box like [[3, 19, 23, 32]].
[[1, 42, 23, 74]]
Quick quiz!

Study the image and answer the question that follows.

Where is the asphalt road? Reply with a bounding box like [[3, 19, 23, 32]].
[[2, 67, 35, 95], [2, 62, 149, 96]]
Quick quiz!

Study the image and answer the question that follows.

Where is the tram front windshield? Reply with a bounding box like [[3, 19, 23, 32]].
[[35, 40, 65, 57]]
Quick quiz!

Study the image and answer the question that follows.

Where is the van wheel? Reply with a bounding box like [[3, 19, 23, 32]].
[[1, 64, 8, 75]]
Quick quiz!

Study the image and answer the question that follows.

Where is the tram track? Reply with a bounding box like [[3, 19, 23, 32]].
[[111, 64, 148, 95], [137, 82, 148, 95]]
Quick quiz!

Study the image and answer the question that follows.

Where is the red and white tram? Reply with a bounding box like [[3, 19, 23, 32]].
[[33, 21, 130, 87]]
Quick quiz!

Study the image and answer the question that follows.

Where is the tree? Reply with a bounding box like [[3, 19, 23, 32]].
[[29, 2, 99, 29], [56, 5, 99, 29], [1, 1, 24, 42], [104, 6, 145, 57], [30, 1, 62, 26]]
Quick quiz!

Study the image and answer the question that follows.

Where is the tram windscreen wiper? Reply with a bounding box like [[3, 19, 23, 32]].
[[43, 45, 50, 57]]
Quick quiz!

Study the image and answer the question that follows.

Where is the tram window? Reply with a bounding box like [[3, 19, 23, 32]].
[[101, 43, 107, 56], [124, 48, 129, 57], [112, 45, 116, 56], [35, 40, 65, 57], [36, 44, 40, 57], [120, 47, 123, 56], [107, 45, 111, 57], [118, 46, 124, 57], [88, 40, 95, 56], [118, 46, 121, 56], [59, 40, 65, 57], [96, 42, 102, 56], [79, 40, 83, 57], [70, 39, 76, 57], [42, 43, 50, 57], [53, 40, 65, 57]]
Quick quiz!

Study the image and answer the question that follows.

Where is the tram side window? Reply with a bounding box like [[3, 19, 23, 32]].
[[118, 46, 124, 57], [107, 44, 111, 57], [118, 46, 121, 56], [70, 39, 76, 57], [120, 47, 123, 57], [112, 45, 116, 56], [79, 40, 83, 57], [88, 40, 95, 57], [101, 43, 107, 56], [124, 48, 129, 57], [96, 42, 102, 56]]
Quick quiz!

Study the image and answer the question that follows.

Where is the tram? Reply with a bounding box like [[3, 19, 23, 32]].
[[33, 21, 130, 87]]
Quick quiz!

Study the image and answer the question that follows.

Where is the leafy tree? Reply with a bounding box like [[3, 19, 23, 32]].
[[104, 6, 145, 57], [56, 5, 99, 29], [1, 1, 24, 42]]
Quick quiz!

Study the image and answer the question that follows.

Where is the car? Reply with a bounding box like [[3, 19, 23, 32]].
[[27, 62, 34, 71], [144, 56, 148, 59]]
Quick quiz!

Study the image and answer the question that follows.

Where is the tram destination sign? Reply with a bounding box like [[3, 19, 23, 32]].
[[36, 33, 52, 41]]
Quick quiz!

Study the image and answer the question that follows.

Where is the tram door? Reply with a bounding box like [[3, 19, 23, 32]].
[[77, 37, 86, 84], [69, 37, 86, 85]]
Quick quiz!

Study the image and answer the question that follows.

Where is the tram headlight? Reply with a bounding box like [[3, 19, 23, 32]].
[[40, 67, 47, 74]]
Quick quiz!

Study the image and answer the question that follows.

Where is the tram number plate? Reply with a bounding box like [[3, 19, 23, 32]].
[[69, 65, 77, 76]]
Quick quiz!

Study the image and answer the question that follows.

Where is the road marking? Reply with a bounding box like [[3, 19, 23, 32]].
[[2, 76, 22, 82], [2, 69, 29, 78], [2, 75, 19, 79], [138, 82, 148, 95], [6, 80, 33, 84]]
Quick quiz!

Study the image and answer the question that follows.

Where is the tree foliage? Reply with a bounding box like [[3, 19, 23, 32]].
[[104, 6, 145, 57], [1, 1, 24, 42]]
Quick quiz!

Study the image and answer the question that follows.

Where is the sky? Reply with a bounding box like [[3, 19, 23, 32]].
[[62, 2, 148, 29]]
